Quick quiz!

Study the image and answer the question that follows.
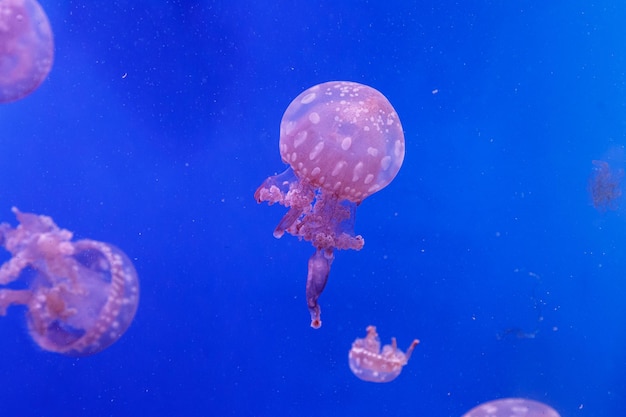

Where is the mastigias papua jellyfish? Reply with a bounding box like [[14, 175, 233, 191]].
[[349, 325, 419, 383], [462, 398, 561, 417], [0, 0, 54, 103], [588, 159, 623, 211], [255, 81, 405, 328], [0, 208, 139, 356]]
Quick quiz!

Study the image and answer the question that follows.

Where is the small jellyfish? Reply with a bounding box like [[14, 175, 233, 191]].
[[0, 0, 54, 103], [588, 159, 623, 211], [255, 81, 405, 328], [462, 398, 561, 417], [0, 208, 139, 356], [348, 325, 419, 383]]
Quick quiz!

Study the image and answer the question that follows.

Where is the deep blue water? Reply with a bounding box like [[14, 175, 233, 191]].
[[1, 1, 626, 416]]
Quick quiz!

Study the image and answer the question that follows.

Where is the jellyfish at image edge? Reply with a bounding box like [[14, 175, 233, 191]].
[[462, 398, 561, 417], [588, 159, 623, 211], [0, 208, 139, 356], [255, 81, 405, 328], [0, 0, 54, 104], [348, 325, 419, 383]]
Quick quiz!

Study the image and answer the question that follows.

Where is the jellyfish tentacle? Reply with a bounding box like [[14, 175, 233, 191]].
[[306, 248, 334, 329], [404, 339, 420, 361]]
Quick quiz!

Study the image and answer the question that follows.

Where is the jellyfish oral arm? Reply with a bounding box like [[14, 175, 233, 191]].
[[403, 339, 420, 362], [255, 168, 315, 238], [273, 206, 303, 239], [306, 249, 334, 329], [0, 289, 32, 315]]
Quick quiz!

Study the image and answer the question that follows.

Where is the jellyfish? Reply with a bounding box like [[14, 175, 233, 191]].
[[0, 0, 54, 104], [255, 81, 405, 328], [462, 398, 561, 417], [0, 208, 139, 356], [588, 159, 623, 211], [348, 325, 419, 383]]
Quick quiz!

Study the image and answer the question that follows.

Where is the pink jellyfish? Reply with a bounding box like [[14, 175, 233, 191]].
[[0, 0, 54, 103], [255, 81, 405, 328], [462, 398, 561, 417], [0, 208, 139, 356], [349, 325, 419, 383]]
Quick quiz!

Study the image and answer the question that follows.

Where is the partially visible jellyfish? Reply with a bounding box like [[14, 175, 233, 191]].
[[255, 81, 405, 328], [462, 398, 561, 417], [588, 159, 623, 211], [0, 208, 139, 356], [0, 0, 54, 103], [348, 325, 419, 383]]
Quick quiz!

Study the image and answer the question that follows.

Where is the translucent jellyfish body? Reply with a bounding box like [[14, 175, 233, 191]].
[[256, 81, 405, 328]]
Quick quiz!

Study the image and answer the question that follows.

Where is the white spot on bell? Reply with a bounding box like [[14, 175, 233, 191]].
[[381, 156, 392, 171], [364, 174, 374, 184], [283, 121, 297, 135], [301, 92, 317, 104], [309, 141, 324, 160], [309, 112, 321, 124], [341, 136, 352, 151], [367, 147, 379, 157], [293, 131, 308, 148], [352, 162, 364, 182], [332, 161, 347, 176], [311, 167, 321, 177], [394, 139, 404, 159]]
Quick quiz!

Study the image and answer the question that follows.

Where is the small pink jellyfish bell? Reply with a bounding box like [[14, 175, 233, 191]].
[[279, 81, 405, 203]]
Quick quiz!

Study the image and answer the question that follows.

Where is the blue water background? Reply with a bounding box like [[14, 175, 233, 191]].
[[1, 1, 625, 416]]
